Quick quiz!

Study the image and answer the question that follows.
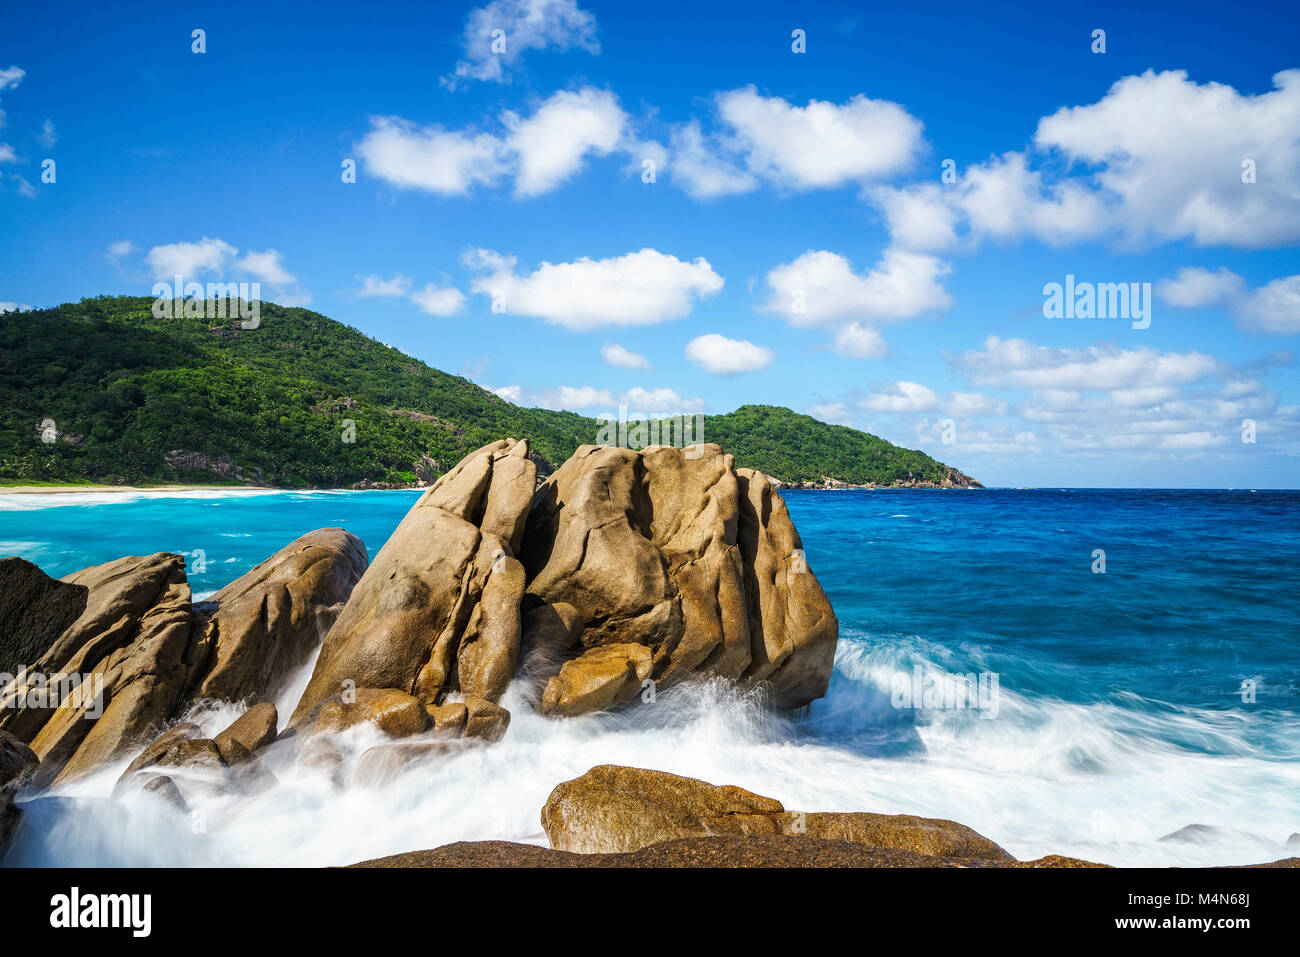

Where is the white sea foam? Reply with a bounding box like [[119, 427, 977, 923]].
[[5, 636, 1297, 869]]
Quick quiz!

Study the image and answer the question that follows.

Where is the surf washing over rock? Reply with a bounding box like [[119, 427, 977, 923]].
[[0, 440, 853, 863]]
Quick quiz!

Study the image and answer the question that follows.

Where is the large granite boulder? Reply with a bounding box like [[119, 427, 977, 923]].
[[290, 439, 535, 728], [0, 553, 196, 788], [187, 528, 368, 703], [521, 444, 837, 715], [0, 557, 87, 678], [541, 765, 1013, 861]]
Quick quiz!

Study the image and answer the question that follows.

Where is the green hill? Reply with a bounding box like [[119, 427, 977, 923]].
[[0, 296, 979, 489]]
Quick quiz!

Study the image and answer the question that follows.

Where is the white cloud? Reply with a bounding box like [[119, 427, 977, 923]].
[[443, 0, 599, 88], [1157, 267, 1300, 334], [805, 402, 853, 425], [1155, 267, 1245, 308], [38, 118, 55, 149], [492, 384, 524, 402], [145, 237, 238, 278], [668, 86, 923, 197], [860, 380, 937, 413], [0, 144, 15, 164], [684, 333, 774, 375], [357, 274, 413, 297], [620, 386, 703, 413], [832, 322, 887, 359], [0, 66, 22, 92], [950, 336, 1220, 391], [601, 342, 651, 369], [141, 238, 310, 303], [667, 120, 759, 199], [761, 249, 952, 324], [875, 70, 1300, 254], [466, 247, 723, 330], [1238, 275, 1300, 333], [358, 87, 629, 198], [106, 239, 134, 263], [237, 249, 296, 286], [356, 116, 506, 196], [0, 301, 32, 314], [531, 385, 616, 410], [505, 87, 625, 197], [1034, 69, 1300, 247], [410, 283, 467, 316]]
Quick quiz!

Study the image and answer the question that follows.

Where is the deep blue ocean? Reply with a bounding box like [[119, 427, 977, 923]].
[[2, 487, 1298, 867]]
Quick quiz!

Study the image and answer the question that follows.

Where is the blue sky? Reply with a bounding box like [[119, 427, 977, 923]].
[[1, 0, 1298, 487]]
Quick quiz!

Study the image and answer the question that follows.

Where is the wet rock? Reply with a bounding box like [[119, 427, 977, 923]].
[[1158, 824, 1226, 845], [353, 741, 456, 788], [540, 643, 653, 716], [302, 688, 428, 739], [0, 729, 38, 857], [426, 702, 468, 736], [116, 722, 201, 786], [213, 703, 278, 761], [521, 445, 837, 716], [463, 697, 510, 742], [1, 553, 196, 788], [140, 774, 189, 813], [541, 765, 1012, 862], [188, 529, 368, 704], [291, 440, 535, 728]]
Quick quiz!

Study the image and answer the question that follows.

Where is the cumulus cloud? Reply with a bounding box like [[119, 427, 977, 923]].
[[762, 249, 952, 326], [443, 0, 599, 88], [410, 283, 467, 316], [1157, 267, 1300, 334], [357, 116, 506, 195], [504, 87, 625, 197], [357, 87, 629, 198], [950, 336, 1220, 391], [145, 237, 238, 278], [832, 322, 888, 359], [600, 342, 651, 369], [466, 247, 723, 330], [0, 301, 33, 314], [684, 333, 774, 375], [1155, 267, 1246, 308], [1237, 275, 1300, 334], [668, 86, 923, 196], [237, 249, 297, 286], [356, 274, 413, 297], [873, 70, 1300, 253], [142, 238, 310, 303]]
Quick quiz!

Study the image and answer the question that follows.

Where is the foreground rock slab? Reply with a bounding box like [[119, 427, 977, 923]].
[[521, 444, 837, 716], [541, 765, 1013, 861], [350, 837, 1106, 869]]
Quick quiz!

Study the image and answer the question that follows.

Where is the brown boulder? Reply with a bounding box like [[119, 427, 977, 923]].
[[521, 445, 837, 716], [302, 688, 428, 739], [290, 440, 534, 731], [463, 696, 510, 742], [541, 643, 653, 716], [188, 529, 368, 704], [426, 702, 468, 736], [541, 765, 1012, 862], [213, 702, 278, 761], [0, 553, 197, 788]]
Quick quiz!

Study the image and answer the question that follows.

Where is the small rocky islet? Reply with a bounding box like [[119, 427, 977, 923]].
[[0, 440, 1294, 867]]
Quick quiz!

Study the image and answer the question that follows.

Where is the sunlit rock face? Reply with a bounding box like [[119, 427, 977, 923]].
[[520, 443, 838, 717]]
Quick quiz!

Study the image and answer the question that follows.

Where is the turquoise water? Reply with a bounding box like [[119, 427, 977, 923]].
[[2, 487, 1298, 867]]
